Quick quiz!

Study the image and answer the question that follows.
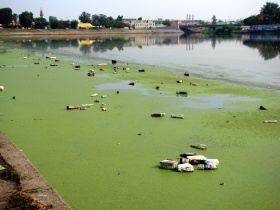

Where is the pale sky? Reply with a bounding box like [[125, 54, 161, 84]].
[[1, 0, 279, 22]]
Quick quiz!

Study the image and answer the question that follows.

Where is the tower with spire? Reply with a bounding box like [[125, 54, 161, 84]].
[[40, 7, 44, 18]]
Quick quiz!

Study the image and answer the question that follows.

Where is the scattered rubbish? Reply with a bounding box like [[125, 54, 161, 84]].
[[159, 159, 178, 170], [100, 68, 105, 71], [101, 95, 107, 98], [177, 80, 183, 83], [98, 63, 107, 66], [55, 59, 60, 62], [151, 113, 165, 117], [263, 120, 277, 123], [187, 155, 208, 164], [220, 182, 225, 185], [81, 104, 93, 107], [101, 107, 107, 111], [88, 70, 95, 76], [138, 69, 145, 72], [0, 86, 4, 91], [79, 106, 87, 110], [116, 91, 119, 94], [190, 144, 207, 150], [128, 82, 135, 86], [180, 152, 196, 158], [91, 93, 98, 97], [155, 86, 160, 90], [66, 106, 79, 110], [49, 57, 57, 59], [190, 83, 199, 86], [259, 105, 267, 110], [198, 162, 218, 170], [184, 73, 190, 76], [0, 165, 6, 171], [177, 163, 194, 172], [23, 57, 28, 59], [50, 64, 58, 66], [112, 60, 117, 64], [123, 67, 130, 70], [179, 158, 189, 164], [34, 62, 40, 64], [12, 96, 16, 99], [94, 100, 99, 103], [171, 114, 184, 119], [74, 65, 80, 69], [176, 91, 188, 95], [205, 159, 219, 167]]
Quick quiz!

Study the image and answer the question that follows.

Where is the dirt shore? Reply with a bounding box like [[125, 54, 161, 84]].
[[0, 131, 71, 210]]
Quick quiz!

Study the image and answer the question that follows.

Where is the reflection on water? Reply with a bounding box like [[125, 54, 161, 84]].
[[1, 34, 279, 60], [96, 81, 260, 108], [1, 34, 279, 90], [243, 35, 280, 60]]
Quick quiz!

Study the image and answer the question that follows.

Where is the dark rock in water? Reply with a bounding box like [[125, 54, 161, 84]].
[[259, 105, 267, 110]]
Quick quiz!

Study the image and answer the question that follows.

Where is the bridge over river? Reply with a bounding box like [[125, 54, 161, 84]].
[[179, 24, 236, 33], [179, 23, 280, 33]]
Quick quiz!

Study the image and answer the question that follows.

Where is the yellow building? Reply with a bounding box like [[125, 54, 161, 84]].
[[78, 23, 95, 29]]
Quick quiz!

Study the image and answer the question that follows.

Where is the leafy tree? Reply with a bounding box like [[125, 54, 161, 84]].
[[0, 8, 14, 27], [19, 11, 33, 28], [105, 16, 114, 28], [98, 14, 107, 26], [138, 17, 142, 21], [70, 20, 79, 29], [197, 20, 206, 25], [116, 15, 123, 21], [243, 15, 261, 25], [162, 19, 171, 26], [212, 15, 217, 25], [33, 17, 48, 29], [260, 2, 279, 16], [49, 18, 64, 29], [12, 13, 18, 22], [91, 14, 100, 26], [79, 11, 91, 23]]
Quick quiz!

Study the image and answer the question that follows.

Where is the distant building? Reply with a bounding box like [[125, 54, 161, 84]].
[[170, 20, 182, 26], [122, 19, 155, 29]]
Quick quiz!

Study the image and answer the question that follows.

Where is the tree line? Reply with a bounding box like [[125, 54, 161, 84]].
[[0, 8, 170, 29], [0, 2, 279, 29]]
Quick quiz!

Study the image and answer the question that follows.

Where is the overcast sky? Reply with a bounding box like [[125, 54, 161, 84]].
[[1, 0, 278, 21]]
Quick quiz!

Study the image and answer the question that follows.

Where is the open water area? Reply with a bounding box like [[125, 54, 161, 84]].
[[0, 33, 280, 209]]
